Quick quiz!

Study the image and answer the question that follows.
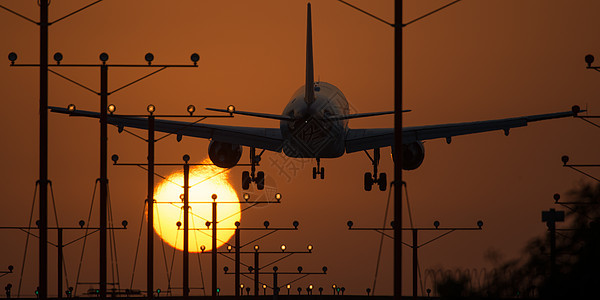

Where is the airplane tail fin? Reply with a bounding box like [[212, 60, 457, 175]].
[[304, 3, 315, 105]]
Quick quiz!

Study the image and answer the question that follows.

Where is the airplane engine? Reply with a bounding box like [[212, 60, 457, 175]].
[[392, 141, 425, 170], [208, 141, 243, 168]]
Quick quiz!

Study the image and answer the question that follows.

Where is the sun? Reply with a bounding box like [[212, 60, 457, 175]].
[[152, 158, 241, 252]]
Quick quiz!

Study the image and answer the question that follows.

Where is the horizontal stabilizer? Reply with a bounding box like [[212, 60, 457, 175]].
[[206, 107, 293, 121], [325, 110, 411, 121]]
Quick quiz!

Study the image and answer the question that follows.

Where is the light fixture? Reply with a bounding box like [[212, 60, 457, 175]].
[[190, 53, 200, 65], [145, 53, 154, 65], [53, 52, 63, 64], [147, 104, 155, 115], [187, 104, 195, 116], [227, 105, 235, 114], [99, 52, 109, 62]]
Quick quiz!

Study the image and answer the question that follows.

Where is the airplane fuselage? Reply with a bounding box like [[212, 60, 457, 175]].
[[280, 82, 349, 158]]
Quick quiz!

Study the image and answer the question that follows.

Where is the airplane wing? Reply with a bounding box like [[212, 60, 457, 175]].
[[345, 108, 580, 153], [49, 107, 283, 152]]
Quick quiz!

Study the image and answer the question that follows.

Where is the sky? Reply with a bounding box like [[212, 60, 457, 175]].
[[0, 0, 599, 297]]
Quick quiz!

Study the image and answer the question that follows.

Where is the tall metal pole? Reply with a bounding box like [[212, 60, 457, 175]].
[[393, 1, 404, 299], [99, 64, 108, 299], [183, 161, 189, 298], [273, 271, 278, 297], [235, 228, 240, 298], [39, 1, 49, 299], [549, 218, 557, 283], [58, 229, 63, 300], [412, 229, 417, 299], [212, 199, 217, 300], [254, 252, 259, 297], [147, 116, 155, 299]]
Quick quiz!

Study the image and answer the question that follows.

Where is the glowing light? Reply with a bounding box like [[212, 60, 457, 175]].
[[153, 158, 241, 252]]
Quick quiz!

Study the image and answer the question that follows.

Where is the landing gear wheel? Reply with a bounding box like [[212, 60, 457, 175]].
[[256, 171, 265, 190], [312, 167, 317, 179], [320, 167, 325, 179], [242, 171, 250, 190], [364, 172, 373, 191], [378, 173, 387, 191]]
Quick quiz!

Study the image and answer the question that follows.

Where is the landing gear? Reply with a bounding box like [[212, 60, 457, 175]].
[[363, 148, 387, 191], [312, 158, 324, 179], [242, 147, 265, 190]]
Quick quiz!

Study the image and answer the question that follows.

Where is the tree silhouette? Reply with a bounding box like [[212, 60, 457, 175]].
[[435, 183, 600, 299]]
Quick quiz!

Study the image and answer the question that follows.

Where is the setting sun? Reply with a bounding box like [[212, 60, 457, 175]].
[[152, 158, 241, 252]]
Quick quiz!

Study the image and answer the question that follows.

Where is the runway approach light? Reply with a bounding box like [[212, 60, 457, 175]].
[[585, 54, 595, 67], [53, 52, 63, 64], [190, 53, 200, 65], [99, 52, 109, 63], [227, 105, 235, 115], [67, 104, 76, 112], [107, 104, 116, 115], [145, 53, 154, 65], [8, 52, 17, 65], [187, 105, 195, 116], [147, 104, 155, 115]]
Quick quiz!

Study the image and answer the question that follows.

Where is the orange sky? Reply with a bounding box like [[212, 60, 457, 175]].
[[0, 0, 598, 297]]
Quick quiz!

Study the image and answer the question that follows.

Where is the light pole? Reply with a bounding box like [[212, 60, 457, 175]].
[[347, 219, 483, 298], [335, 1, 467, 297], [0, 221, 127, 298], [106, 104, 231, 298], [114, 153, 219, 297], [225, 264, 327, 296], [191, 194, 286, 298], [12, 51, 198, 299], [541, 208, 564, 288]]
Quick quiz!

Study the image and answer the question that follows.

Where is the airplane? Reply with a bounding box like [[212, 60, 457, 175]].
[[50, 3, 581, 192]]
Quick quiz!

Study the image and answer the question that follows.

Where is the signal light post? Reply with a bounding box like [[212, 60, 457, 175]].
[[113, 154, 215, 298], [191, 195, 290, 298], [12, 52, 198, 299], [0, 221, 128, 298], [95, 103, 230, 298], [224, 263, 328, 296], [347, 219, 483, 299], [335, 1, 467, 298]]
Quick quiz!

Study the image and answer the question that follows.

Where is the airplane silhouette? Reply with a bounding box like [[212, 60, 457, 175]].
[[50, 3, 580, 191]]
